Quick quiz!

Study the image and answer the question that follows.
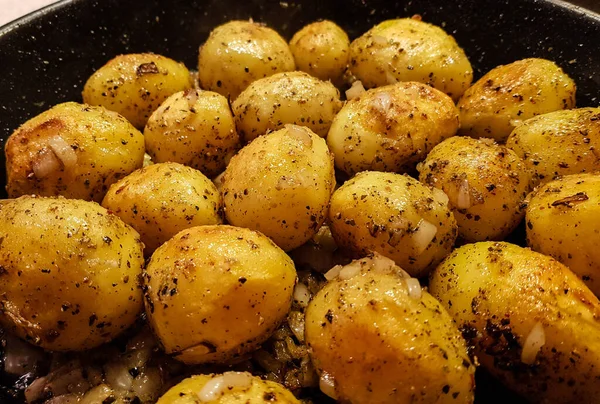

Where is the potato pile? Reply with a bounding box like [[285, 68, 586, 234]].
[[2, 13, 600, 404]]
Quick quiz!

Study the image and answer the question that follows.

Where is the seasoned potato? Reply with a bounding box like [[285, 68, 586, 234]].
[[507, 108, 600, 184], [143, 225, 296, 364], [157, 372, 300, 403], [418, 137, 532, 242], [5, 102, 144, 202], [430, 242, 600, 403], [458, 58, 576, 142], [289, 20, 350, 86], [0, 196, 144, 351], [232, 71, 342, 142], [349, 18, 473, 101], [222, 125, 335, 251], [144, 89, 240, 178], [82, 53, 193, 128], [327, 82, 459, 176], [102, 162, 223, 255], [198, 21, 295, 100], [329, 171, 457, 278], [306, 255, 475, 403]]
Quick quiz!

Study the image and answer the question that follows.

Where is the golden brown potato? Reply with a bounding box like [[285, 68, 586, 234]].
[[458, 58, 576, 142], [82, 53, 193, 128], [5, 102, 145, 202], [326, 82, 459, 176], [430, 242, 600, 403], [144, 89, 240, 178], [418, 136, 533, 242], [0, 196, 144, 351], [198, 20, 295, 100]]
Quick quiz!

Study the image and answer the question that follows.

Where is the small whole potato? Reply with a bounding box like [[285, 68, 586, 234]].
[[222, 125, 335, 251], [232, 71, 343, 142], [0, 196, 144, 351], [82, 53, 193, 128], [144, 89, 240, 178], [430, 242, 600, 403], [418, 136, 532, 242], [102, 162, 223, 255], [349, 18, 473, 101], [143, 225, 296, 364], [198, 20, 295, 100], [329, 171, 457, 278], [5, 102, 145, 202], [458, 58, 576, 142], [327, 82, 459, 176], [289, 20, 350, 86], [507, 108, 600, 184]]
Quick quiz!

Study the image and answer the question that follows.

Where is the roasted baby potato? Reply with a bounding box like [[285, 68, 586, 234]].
[[327, 82, 459, 176], [430, 242, 600, 403], [0, 196, 144, 351], [222, 125, 335, 251], [144, 89, 240, 178], [306, 255, 475, 403], [82, 53, 193, 128], [232, 71, 343, 142], [329, 171, 457, 278], [418, 136, 532, 242], [198, 20, 295, 100], [458, 58, 576, 142], [507, 108, 600, 185], [102, 162, 223, 255], [349, 18, 473, 101], [143, 225, 296, 364], [5, 102, 145, 202]]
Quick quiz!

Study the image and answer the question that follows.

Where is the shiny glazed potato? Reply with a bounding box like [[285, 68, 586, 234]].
[[349, 18, 473, 101], [198, 20, 295, 100], [143, 225, 296, 364], [306, 257, 475, 404], [144, 89, 240, 178], [82, 53, 193, 128], [5, 102, 144, 202], [430, 242, 600, 403], [289, 20, 350, 86], [0, 196, 144, 351], [232, 71, 343, 142], [506, 108, 600, 184], [329, 171, 457, 278], [526, 173, 600, 296], [418, 136, 532, 242], [327, 82, 459, 176], [157, 372, 300, 403], [458, 58, 576, 142], [101, 162, 223, 255], [222, 126, 335, 251]]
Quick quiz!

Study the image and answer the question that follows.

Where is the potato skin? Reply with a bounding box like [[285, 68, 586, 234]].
[[198, 21, 295, 100], [430, 242, 600, 403], [507, 108, 600, 185], [143, 225, 296, 364], [82, 53, 193, 128], [144, 89, 240, 178], [222, 126, 335, 251], [418, 136, 532, 242], [102, 162, 223, 255], [232, 71, 342, 142], [5, 102, 145, 202], [0, 196, 144, 351], [327, 82, 459, 176], [458, 58, 576, 142], [349, 18, 473, 101], [329, 171, 457, 278]]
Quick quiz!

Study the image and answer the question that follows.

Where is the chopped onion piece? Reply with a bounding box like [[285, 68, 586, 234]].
[[456, 179, 472, 209], [412, 219, 438, 255], [521, 322, 546, 365], [345, 80, 366, 100], [385, 70, 398, 84], [432, 187, 449, 206], [319, 372, 337, 400], [372, 34, 388, 45], [338, 262, 362, 280], [371, 253, 397, 274], [143, 153, 153, 167], [213, 171, 225, 192], [324, 265, 342, 281], [288, 311, 305, 343], [48, 136, 77, 169], [372, 92, 392, 113], [25, 376, 48, 403], [479, 137, 496, 146], [197, 372, 253, 402], [80, 385, 114, 404], [104, 361, 133, 391], [293, 283, 310, 307], [286, 124, 313, 147], [32, 148, 61, 178], [405, 277, 422, 300], [3, 334, 45, 375]]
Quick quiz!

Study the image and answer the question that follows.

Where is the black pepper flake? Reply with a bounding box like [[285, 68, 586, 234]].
[[238, 277, 247, 284], [88, 314, 98, 326], [325, 309, 334, 323], [263, 392, 276, 401], [551, 192, 589, 207], [103, 236, 113, 244], [136, 62, 159, 76]]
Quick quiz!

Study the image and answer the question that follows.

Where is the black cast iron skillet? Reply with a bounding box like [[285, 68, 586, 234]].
[[0, 0, 599, 402]]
